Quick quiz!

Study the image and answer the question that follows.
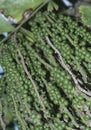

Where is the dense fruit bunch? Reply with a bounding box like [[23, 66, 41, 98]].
[[0, 11, 91, 130]]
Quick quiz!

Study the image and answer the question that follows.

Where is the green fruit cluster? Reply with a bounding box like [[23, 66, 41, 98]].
[[0, 11, 91, 130]]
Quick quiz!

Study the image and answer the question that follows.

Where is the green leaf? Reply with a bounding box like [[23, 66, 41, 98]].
[[79, 5, 91, 27], [0, 15, 14, 34], [52, 1, 59, 11], [47, 1, 59, 12], [0, 0, 46, 23]]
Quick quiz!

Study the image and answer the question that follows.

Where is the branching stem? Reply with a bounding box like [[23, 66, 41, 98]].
[[45, 36, 91, 96], [0, 101, 6, 130], [13, 33, 54, 130], [0, 114, 6, 130]]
